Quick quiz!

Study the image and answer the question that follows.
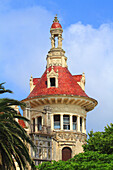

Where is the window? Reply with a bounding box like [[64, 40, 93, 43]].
[[55, 36, 58, 48], [37, 117, 42, 131], [50, 78, 55, 87], [54, 115, 60, 129], [80, 117, 82, 132], [73, 116, 77, 130], [33, 118, 35, 132], [63, 115, 70, 130]]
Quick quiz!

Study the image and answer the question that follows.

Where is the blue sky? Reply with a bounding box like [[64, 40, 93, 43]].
[[0, 0, 113, 132]]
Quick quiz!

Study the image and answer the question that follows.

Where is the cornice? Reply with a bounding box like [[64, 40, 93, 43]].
[[22, 94, 98, 112]]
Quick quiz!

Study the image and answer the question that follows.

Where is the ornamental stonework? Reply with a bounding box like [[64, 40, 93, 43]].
[[54, 132, 86, 143]]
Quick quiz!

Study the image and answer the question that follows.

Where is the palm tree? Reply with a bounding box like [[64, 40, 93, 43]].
[[0, 83, 36, 170]]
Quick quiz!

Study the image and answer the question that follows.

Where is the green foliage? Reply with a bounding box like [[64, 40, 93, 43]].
[[0, 83, 36, 170], [83, 123, 113, 154], [37, 151, 113, 170], [37, 123, 113, 170]]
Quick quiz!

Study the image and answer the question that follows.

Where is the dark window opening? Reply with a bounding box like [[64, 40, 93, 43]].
[[33, 118, 35, 132], [50, 78, 55, 87], [55, 36, 58, 48], [37, 117, 42, 131], [80, 117, 82, 132], [73, 116, 77, 130], [54, 115, 60, 129], [63, 115, 70, 130]]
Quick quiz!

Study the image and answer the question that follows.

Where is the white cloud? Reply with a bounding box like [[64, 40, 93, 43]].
[[0, 5, 53, 95], [63, 22, 113, 132]]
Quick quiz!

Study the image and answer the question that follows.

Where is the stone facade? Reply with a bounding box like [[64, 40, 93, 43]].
[[22, 15, 97, 166]]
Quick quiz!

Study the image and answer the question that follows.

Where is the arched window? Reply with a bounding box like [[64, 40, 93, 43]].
[[62, 147, 72, 161]]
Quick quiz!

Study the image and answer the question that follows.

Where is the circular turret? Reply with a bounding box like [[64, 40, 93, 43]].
[[22, 16, 98, 164]]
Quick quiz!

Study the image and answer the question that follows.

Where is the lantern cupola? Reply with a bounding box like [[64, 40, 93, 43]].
[[47, 15, 67, 68]]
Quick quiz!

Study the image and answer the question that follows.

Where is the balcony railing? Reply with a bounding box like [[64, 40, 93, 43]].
[[30, 124, 52, 134], [30, 124, 42, 132]]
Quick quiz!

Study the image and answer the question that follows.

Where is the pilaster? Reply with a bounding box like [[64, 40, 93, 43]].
[[77, 116, 80, 132], [61, 114, 63, 130], [35, 117, 37, 132], [70, 115, 72, 130], [82, 118, 84, 133], [51, 114, 54, 130]]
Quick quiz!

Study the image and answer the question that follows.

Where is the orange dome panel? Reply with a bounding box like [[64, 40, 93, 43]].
[[51, 22, 62, 28]]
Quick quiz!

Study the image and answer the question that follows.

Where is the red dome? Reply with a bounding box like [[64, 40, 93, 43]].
[[51, 22, 62, 28], [27, 66, 88, 99]]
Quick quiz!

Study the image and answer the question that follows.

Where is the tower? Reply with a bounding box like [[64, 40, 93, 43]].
[[22, 16, 98, 165]]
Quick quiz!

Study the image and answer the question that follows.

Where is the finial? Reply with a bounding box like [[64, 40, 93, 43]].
[[82, 72, 85, 76], [30, 74, 33, 81], [53, 14, 59, 23]]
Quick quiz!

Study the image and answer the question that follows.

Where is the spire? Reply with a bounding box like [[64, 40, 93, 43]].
[[53, 14, 59, 23]]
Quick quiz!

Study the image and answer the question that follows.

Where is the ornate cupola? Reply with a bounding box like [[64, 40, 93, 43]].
[[22, 16, 98, 166], [47, 15, 67, 68]]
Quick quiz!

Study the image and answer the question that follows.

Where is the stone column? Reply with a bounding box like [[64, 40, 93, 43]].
[[77, 116, 80, 132], [42, 115, 43, 126], [35, 117, 37, 132], [84, 118, 86, 134], [51, 35, 55, 48], [61, 114, 63, 130], [51, 114, 54, 130], [82, 118, 84, 133], [70, 115, 73, 130], [25, 108, 27, 118], [58, 34, 62, 48]]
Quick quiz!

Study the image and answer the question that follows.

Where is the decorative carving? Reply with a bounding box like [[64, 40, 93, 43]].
[[55, 132, 86, 143], [58, 34, 63, 48], [50, 36, 55, 48], [30, 75, 35, 92], [58, 133, 63, 139], [53, 14, 59, 23], [77, 72, 85, 91], [47, 66, 58, 78], [64, 133, 71, 140]]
